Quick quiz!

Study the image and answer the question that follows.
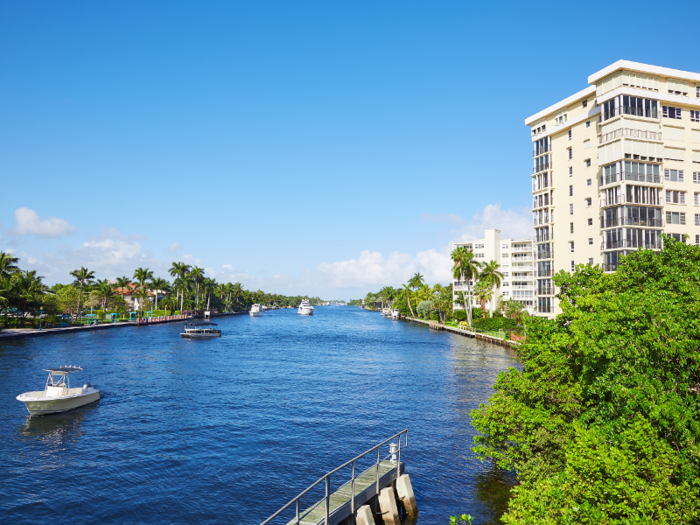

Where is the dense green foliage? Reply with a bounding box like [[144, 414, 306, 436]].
[[471, 238, 700, 523], [417, 300, 435, 317], [472, 316, 517, 332]]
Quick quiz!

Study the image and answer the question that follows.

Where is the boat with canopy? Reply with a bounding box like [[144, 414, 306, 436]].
[[180, 322, 222, 338], [16, 366, 100, 416]]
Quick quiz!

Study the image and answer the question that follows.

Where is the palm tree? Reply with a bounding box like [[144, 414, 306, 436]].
[[408, 272, 425, 290], [451, 246, 482, 327], [133, 267, 153, 288], [150, 277, 169, 310], [401, 283, 415, 317], [134, 287, 150, 318], [190, 266, 204, 307], [479, 260, 505, 315], [69, 267, 95, 316], [232, 282, 243, 311], [0, 251, 20, 278], [474, 281, 494, 319], [115, 276, 131, 302], [16, 270, 46, 327], [202, 278, 216, 310], [95, 279, 116, 319]]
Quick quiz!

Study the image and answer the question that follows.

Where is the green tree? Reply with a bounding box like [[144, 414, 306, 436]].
[[115, 276, 131, 302], [94, 279, 116, 319], [473, 281, 494, 319], [69, 267, 95, 315], [150, 277, 169, 310], [16, 270, 46, 327], [451, 246, 482, 327], [471, 238, 700, 523], [478, 260, 504, 315]]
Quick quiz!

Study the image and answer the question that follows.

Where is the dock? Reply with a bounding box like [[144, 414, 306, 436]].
[[262, 430, 417, 525], [402, 317, 520, 349], [0, 321, 137, 341]]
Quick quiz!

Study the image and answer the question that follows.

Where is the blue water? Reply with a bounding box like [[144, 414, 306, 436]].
[[0, 307, 520, 524]]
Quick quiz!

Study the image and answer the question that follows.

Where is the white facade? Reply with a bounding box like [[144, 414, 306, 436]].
[[527, 60, 700, 317], [452, 229, 535, 314]]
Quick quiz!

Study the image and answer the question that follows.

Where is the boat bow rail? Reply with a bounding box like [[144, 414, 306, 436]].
[[261, 429, 408, 525]]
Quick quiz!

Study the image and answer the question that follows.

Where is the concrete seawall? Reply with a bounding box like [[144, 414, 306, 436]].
[[402, 317, 520, 350], [0, 321, 138, 341]]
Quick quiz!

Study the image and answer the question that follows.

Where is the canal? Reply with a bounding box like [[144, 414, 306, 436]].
[[0, 307, 521, 524]]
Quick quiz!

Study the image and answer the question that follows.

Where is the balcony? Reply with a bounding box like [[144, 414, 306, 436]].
[[535, 270, 552, 277], [603, 106, 659, 121], [602, 264, 618, 272], [537, 286, 554, 295], [601, 239, 663, 251], [512, 255, 533, 261], [533, 162, 551, 174], [599, 128, 662, 145], [512, 284, 534, 290], [533, 144, 551, 157], [601, 217, 663, 228], [601, 195, 662, 208], [511, 247, 532, 252], [536, 235, 550, 242]]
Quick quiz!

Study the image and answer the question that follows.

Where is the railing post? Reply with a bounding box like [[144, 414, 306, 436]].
[[296, 499, 300, 525], [396, 433, 401, 480], [325, 475, 330, 525], [376, 447, 380, 495], [351, 460, 356, 516]]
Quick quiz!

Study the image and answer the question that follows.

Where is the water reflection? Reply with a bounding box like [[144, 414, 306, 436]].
[[473, 468, 518, 524], [17, 403, 97, 446]]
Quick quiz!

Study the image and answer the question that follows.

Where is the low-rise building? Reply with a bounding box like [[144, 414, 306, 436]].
[[452, 229, 535, 315]]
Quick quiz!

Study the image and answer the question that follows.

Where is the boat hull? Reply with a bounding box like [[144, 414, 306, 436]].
[[18, 390, 101, 416], [249, 311, 263, 317], [297, 308, 314, 315], [180, 333, 221, 338]]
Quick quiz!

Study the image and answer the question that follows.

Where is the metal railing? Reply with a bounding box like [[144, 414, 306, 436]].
[[261, 429, 408, 525], [599, 128, 662, 144], [601, 240, 663, 250], [603, 106, 659, 121], [601, 217, 663, 228], [533, 163, 550, 173]]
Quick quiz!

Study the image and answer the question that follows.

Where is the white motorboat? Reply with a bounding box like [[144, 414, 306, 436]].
[[16, 366, 100, 416], [391, 309, 400, 320], [297, 299, 314, 316], [180, 322, 222, 338], [250, 304, 264, 317]]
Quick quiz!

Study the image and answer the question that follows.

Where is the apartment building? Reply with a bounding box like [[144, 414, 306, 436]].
[[526, 60, 700, 317], [452, 229, 535, 315]]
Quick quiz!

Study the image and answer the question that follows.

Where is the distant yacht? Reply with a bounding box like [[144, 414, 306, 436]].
[[250, 304, 264, 317], [297, 299, 314, 316]]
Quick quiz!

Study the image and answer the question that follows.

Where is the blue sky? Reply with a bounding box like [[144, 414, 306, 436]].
[[2, 0, 699, 299]]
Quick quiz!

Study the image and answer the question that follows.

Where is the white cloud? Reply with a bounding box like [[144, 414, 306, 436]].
[[12, 207, 77, 238], [313, 203, 531, 291], [20, 228, 163, 283], [456, 202, 532, 242], [168, 242, 183, 251]]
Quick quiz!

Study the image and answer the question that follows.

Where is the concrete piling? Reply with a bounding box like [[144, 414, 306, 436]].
[[378, 487, 400, 525], [395, 474, 418, 518], [355, 505, 375, 525]]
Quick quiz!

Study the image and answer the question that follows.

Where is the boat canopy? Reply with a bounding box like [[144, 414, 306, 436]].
[[43, 366, 83, 375], [185, 322, 218, 326]]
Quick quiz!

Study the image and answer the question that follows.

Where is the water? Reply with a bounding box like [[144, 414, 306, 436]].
[[0, 307, 521, 524]]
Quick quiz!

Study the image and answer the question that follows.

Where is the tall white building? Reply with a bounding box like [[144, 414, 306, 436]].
[[452, 229, 535, 314], [526, 60, 700, 317]]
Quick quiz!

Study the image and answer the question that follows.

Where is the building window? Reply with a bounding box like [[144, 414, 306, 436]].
[[696, 214, 700, 227], [663, 106, 682, 119], [570, 223, 574, 234], [697, 86, 700, 98], [694, 172, 700, 184], [570, 204, 574, 215], [692, 110, 700, 123], [588, 238, 593, 245], [586, 159, 591, 167], [697, 234, 700, 246], [569, 167, 573, 176], [586, 198, 592, 206], [582, 99, 588, 108], [589, 258, 594, 264], [588, 218, 593, 225], [569, 148, 573, 160], [569, 185, 573, 196], [666, 211, 686, 225], [570, 241, 575, 252], [571, 261, 575, 271], [666, 190, 686, 204], [587, 178, 592, 186], [665, 169, 685, 182], [586, 120, 590, 127], [696, 193, 699, 206], [568, 130, 572, 141]]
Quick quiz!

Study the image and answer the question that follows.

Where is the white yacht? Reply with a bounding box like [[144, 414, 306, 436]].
[[391, 309, 400, 320], [180, 322, 222, 338], [297, 299, 314, 316], [250, 304, 264, 317], [17, 366, 100, 416]]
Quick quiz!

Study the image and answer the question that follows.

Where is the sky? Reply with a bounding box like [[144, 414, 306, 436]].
[[2, 0, 700, 300]]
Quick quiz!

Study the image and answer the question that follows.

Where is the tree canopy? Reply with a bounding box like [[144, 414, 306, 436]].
[[471, 237, 700, 523]]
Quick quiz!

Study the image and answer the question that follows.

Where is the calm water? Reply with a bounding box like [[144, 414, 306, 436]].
[[0, 307, 520, 524]]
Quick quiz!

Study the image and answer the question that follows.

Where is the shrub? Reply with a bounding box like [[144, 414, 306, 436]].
[[453, 309, 467, 322], [417, 300, 434, 318], [473, 317, 517, 332]]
